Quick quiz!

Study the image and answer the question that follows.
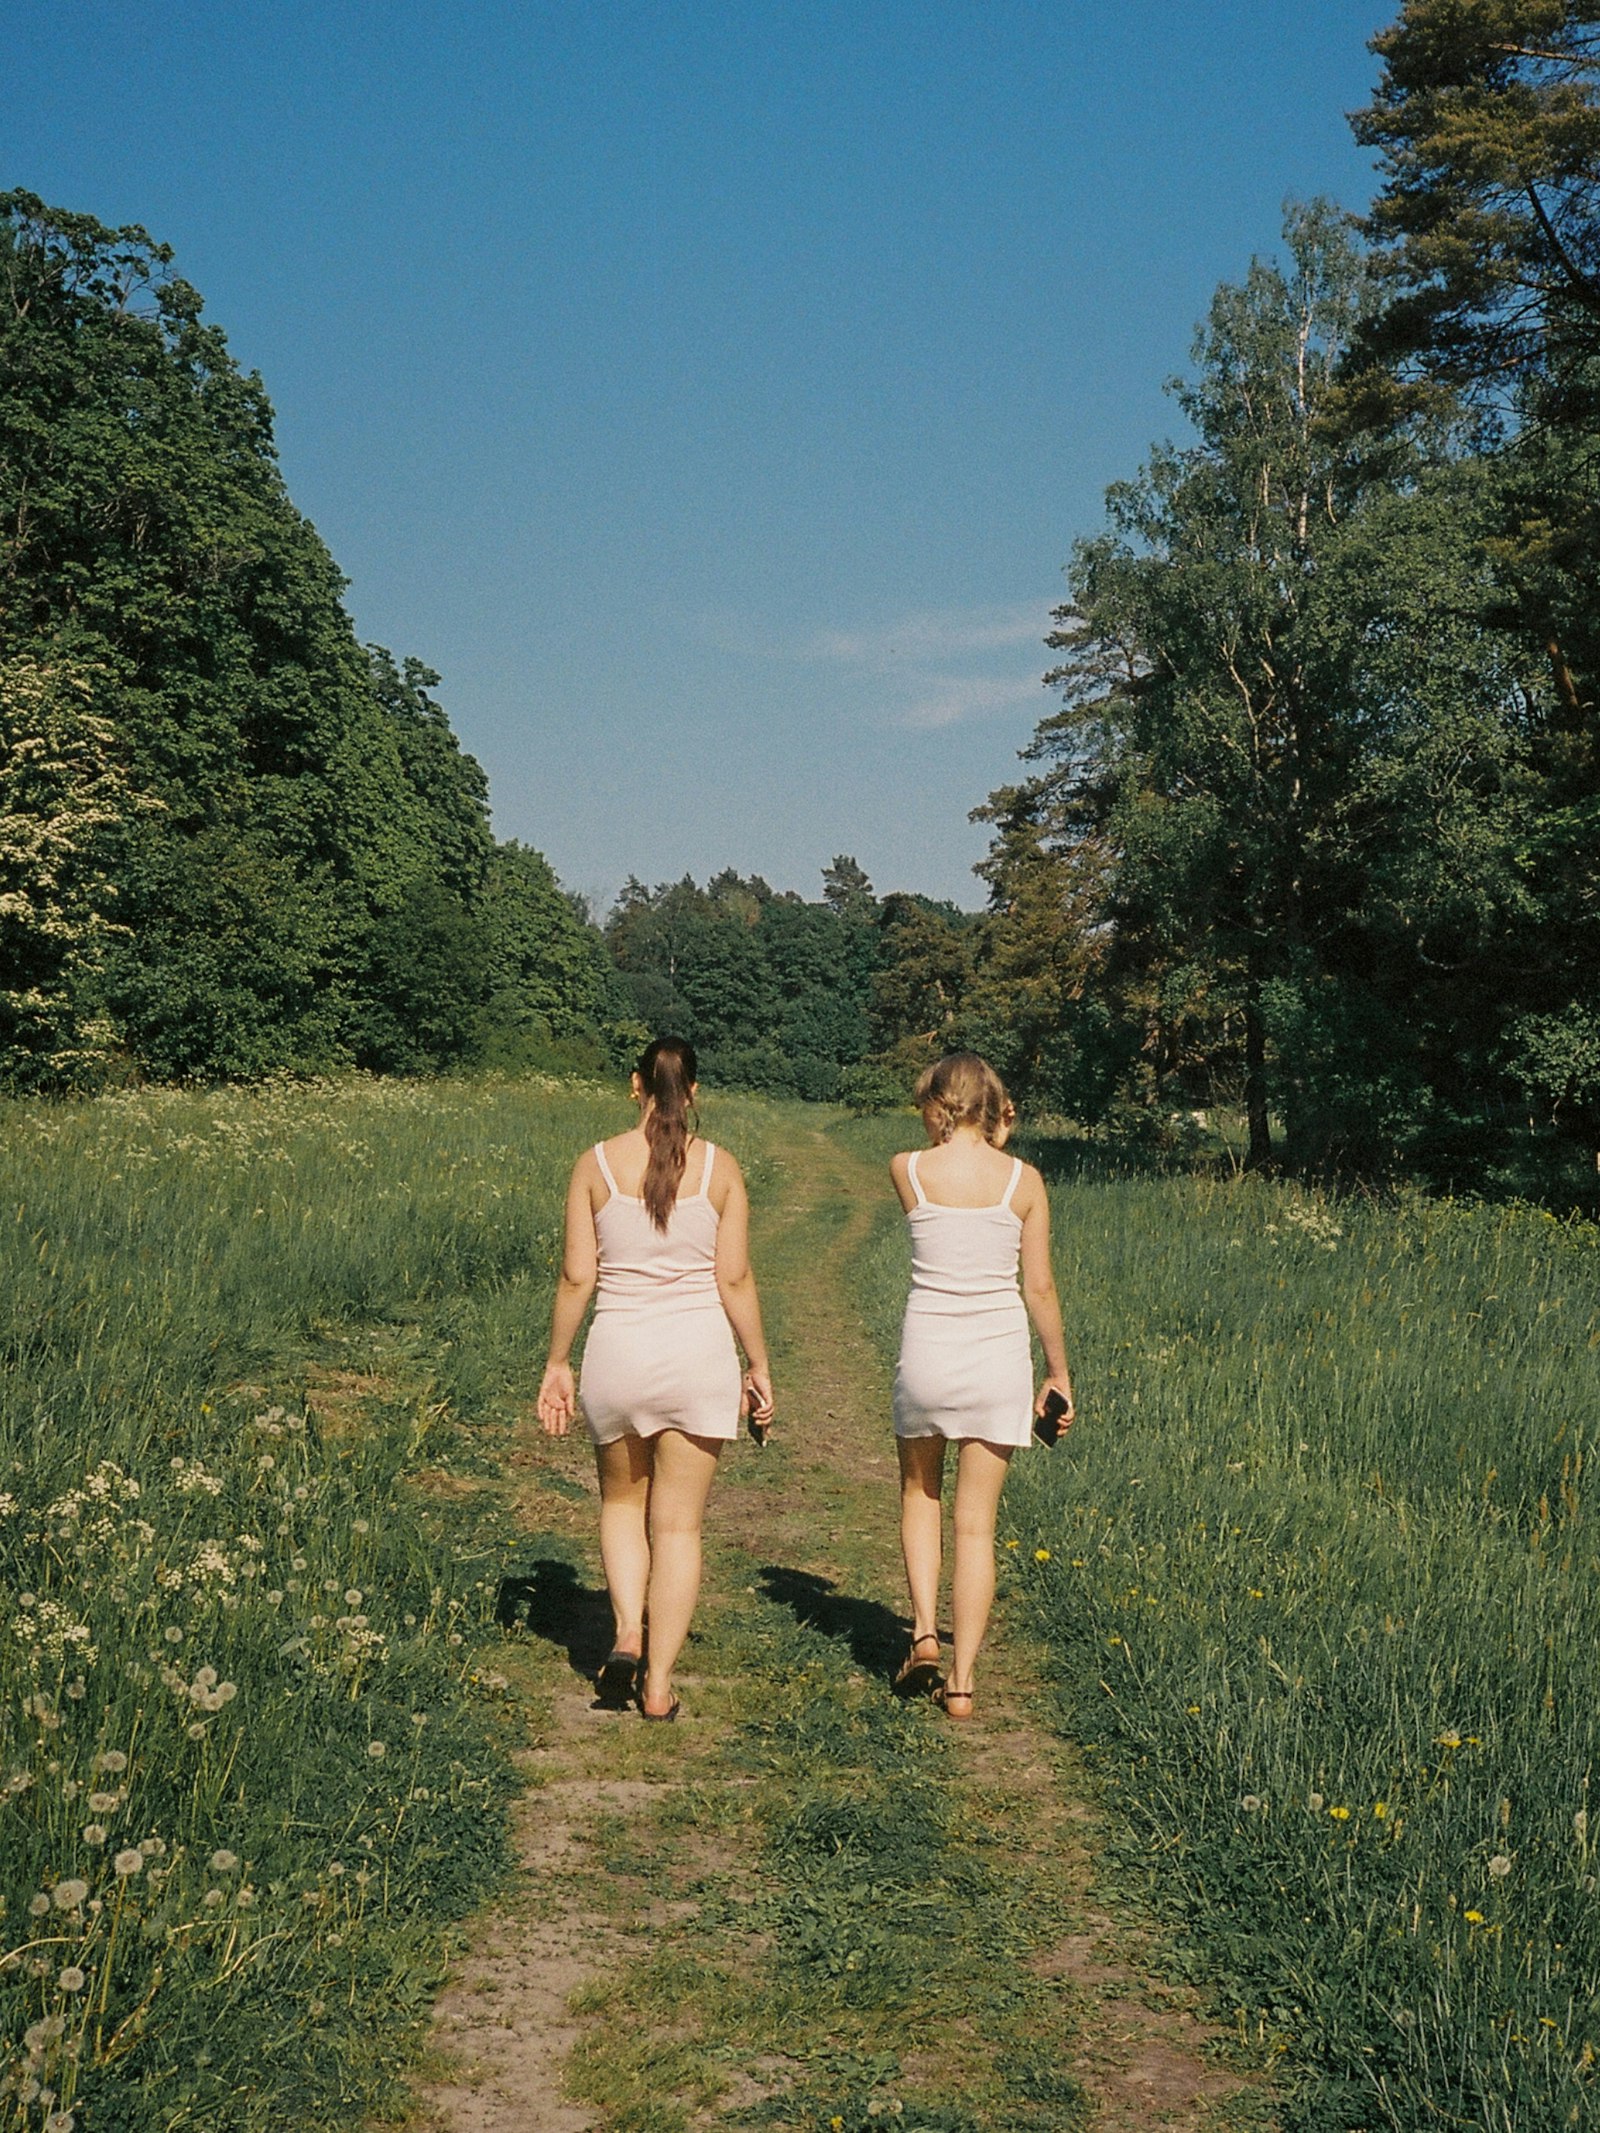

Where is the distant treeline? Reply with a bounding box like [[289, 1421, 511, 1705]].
[[4, 0, 1600, 1204]]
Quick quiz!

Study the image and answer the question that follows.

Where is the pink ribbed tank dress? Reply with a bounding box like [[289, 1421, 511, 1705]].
[[578, 1139, 743, 1444], [893, 1149, 1033, 1448]]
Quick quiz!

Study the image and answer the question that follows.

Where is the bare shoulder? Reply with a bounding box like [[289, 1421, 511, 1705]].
[[888, 1148, 913, 1178], [1015, 1159, 1049, 1214], [707, 1143, 746, 1203]]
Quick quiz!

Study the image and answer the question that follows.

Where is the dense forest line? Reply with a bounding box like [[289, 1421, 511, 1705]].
[[3, 0, 1599, 1203]]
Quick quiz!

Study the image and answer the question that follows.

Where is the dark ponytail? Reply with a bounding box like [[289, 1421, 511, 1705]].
[[638, 1036, 698, 1231]]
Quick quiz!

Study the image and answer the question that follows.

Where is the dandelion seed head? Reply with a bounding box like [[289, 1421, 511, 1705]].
[[367, 1740, 386, 1759], [56, 1967, 85, 1993], [1488, 1854, 1512, 1878], [52, 1880, 87, 1910], [343, 1588, 363, 1606], [81, 1824, 107, 1847], [163, 1627, 183, 1645], [202, 1889, 224, 1908], [352, 1519, 369, 1534], [1240, 1795, 1262, 1812], [87, 1792, 120, 1813], [209, 1849, 239, 1873], [139, 1837, 166, 1858], [94, 1750, 127, 1774], [112, 1849, 143, 1876], [236, 1886, 256, 1907], [28, 1893, 50, 1917], [1307, 1793, 1325, 1813], [186, 1722, 207, 1740]]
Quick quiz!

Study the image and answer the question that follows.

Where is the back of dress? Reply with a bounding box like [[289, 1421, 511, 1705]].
[[592, 1138, 721, 1311], [894, 1149, 1033, 1447], [580, 1138, 743, 1444]]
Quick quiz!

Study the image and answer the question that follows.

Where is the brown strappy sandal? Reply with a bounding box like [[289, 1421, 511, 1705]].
[[894, 1632, 943, 1697], [932, 1683, 974, 1721]]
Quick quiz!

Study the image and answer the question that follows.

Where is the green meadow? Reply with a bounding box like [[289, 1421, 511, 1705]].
[[844, 1122, 1600, 2131], [3, 1081, 1599, 2132]]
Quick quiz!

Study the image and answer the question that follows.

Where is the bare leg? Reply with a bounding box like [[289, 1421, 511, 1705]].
[[897, 1435, 947, 1646], [948, 1439, 1013, 1694], [640, 1430, 722, 1715], [595, 1434, 652, 1655]]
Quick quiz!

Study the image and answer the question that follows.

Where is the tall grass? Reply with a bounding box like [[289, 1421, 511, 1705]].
[[0, 1074, 645, 2132], [843, 1124, 1600, 2132]]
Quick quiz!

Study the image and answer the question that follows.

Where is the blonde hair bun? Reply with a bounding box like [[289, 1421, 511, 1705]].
[[913, 1053, 1015, 1146]]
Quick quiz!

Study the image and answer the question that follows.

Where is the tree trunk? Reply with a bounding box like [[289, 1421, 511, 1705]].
[[1244, 979, 1273, 1171]]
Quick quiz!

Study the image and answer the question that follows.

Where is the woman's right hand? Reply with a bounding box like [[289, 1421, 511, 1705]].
[[744, 1366, 774, 1427], [538, 1362, 576, 1437]]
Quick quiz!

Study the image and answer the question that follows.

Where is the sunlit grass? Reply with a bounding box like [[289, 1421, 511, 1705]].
[[846, 1138, 1600, 2130], [0, 1073, 644, 2131]]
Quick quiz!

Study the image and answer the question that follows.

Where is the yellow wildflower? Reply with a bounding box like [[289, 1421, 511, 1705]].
[[1464, 1909, 1485, 1924], [1034, 1548, 1051, 1562], [1329, 1805, 1350, 1821]]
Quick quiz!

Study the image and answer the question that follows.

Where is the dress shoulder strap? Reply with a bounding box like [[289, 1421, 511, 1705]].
[[592, 1142, 620, 1198], [698, 1139, 716, 1195], [905, 1150, 928, 1206], [1000, 1155, 1024, 1211]]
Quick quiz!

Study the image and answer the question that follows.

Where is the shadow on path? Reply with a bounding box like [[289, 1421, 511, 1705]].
[[496, 1560, 613, 1685], [757, 1564, 908, 1680]]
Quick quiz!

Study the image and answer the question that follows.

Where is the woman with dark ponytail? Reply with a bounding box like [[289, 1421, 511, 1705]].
[[537, 1037, 773, 1720]]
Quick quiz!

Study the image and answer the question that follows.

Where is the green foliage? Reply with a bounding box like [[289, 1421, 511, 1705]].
[[605, 863, 886, 1098], [0, 656, 143, 1090], [979, 192, 1598, 1197], [1357, 1, 1600, 397], [0, 193, 613, 1089]]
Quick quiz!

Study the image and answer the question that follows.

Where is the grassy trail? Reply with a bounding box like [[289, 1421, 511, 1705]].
[[407, 1123, 1270, 2133]]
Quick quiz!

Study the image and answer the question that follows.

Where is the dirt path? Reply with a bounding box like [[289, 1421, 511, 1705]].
[[404, 1123, 1272, 2133]]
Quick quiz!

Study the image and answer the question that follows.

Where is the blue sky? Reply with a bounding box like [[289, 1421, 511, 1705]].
[[10, 1, 1386, 909]]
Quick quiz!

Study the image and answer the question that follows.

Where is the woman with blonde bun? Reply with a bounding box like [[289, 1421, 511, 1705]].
[[537, 1036, 773, 1721], [889, 1053, 1073, 1719]]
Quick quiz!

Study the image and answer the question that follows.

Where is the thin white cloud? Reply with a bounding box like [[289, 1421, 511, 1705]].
[[808, 602, 1045, 669], [896, 675, 1044, 731]]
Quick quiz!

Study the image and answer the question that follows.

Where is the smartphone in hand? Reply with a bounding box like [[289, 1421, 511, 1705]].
[[1034, 1389, 1071, 1447]]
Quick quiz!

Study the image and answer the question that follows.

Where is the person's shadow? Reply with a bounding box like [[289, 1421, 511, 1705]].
[[756, 1565, 908, 1681], [495, 1558, 615, 1691]]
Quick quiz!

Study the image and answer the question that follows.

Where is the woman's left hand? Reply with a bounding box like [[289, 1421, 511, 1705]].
[[744, 1367, 774, 1428], [1034, 1374, 1075, 1424], [538, 1363, 576, 1436]]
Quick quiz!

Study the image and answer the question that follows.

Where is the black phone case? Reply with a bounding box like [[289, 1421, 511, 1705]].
[[1034, 1391, 1069, 1446]]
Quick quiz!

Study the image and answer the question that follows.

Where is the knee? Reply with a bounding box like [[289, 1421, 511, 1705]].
[[953, 1507, 997, 1548]]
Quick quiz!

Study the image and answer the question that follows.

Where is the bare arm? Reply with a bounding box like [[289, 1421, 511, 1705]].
[[713, 1156, 773, 1422], [1017, 1168, 1074, 1422], [888, 1149, 917, 1212], [537, 1154, 599, 1436]]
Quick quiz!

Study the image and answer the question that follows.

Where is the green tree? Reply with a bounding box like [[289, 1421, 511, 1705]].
[[0, 657, 142, 1088], [478, 840, 629, 1069], [1357, 3, 1600, 396], [0, 192, 505, 1080]]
